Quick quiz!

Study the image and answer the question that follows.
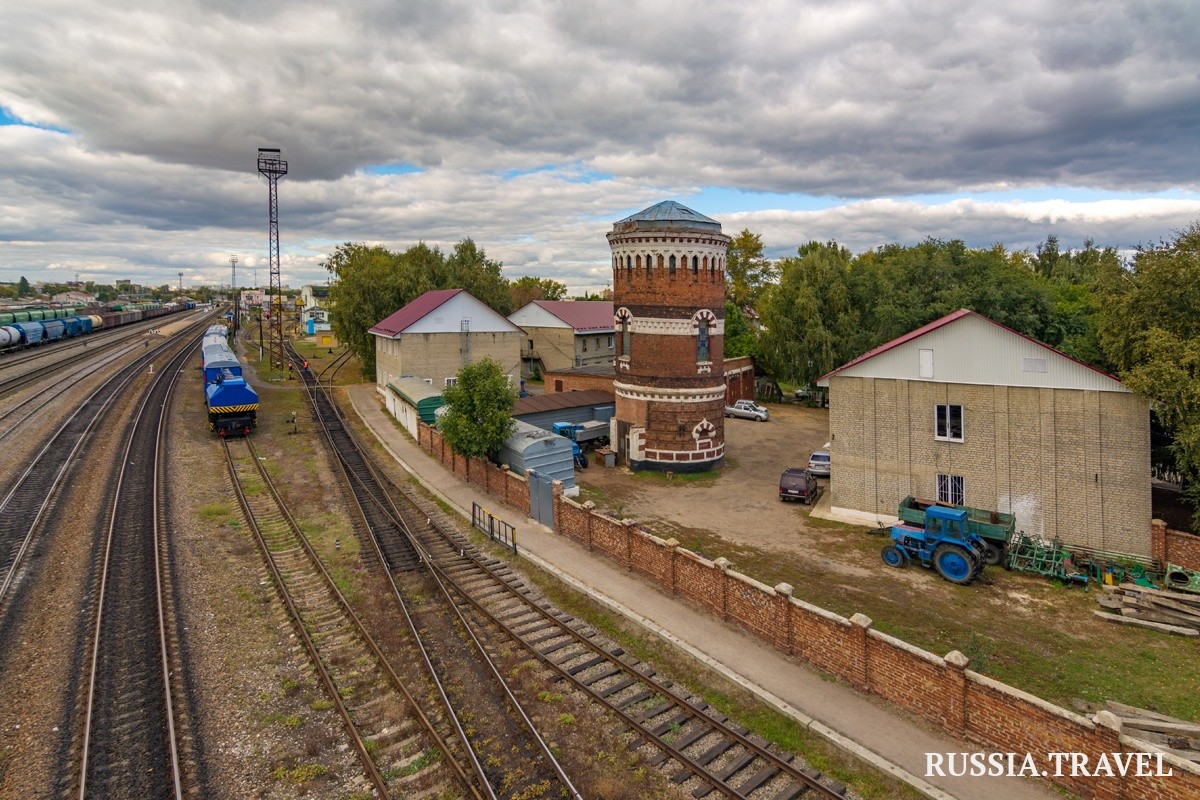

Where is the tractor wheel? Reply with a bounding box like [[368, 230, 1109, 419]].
[[981, 542, 1004, 566], [933, 544, 976, 585], [881, 545, 906, 568]]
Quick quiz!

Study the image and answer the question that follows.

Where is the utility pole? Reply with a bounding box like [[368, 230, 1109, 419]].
[[229, 254, 239, 334], [178, 272, 183, 296], [258, 147, 288, 374]]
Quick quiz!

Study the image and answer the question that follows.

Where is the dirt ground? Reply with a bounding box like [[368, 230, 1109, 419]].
[[576, 402, 844, 562]]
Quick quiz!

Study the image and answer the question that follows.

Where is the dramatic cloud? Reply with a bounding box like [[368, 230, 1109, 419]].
[[1, 0, 1198, 292]]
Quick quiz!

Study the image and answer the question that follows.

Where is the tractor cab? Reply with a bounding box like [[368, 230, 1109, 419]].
[[882, 504, 987, 585]]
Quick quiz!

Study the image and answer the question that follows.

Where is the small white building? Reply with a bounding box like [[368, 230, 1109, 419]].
[[369, 288, 523, 395]]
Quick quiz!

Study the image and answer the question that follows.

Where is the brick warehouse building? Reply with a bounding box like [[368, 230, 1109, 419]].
[[816, 309, 1153, 555], [608, 201, 730, 472]]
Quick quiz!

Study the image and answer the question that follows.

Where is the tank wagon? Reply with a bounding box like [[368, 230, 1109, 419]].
[[0, 301, 195, 353]]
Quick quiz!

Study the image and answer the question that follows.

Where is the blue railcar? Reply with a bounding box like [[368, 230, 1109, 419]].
[[12, 321, 45, 345], [206, 370, 258, 436], [201, 343, 242, 385], [41, 319, 66, 342], [61, 316, 84, 337]]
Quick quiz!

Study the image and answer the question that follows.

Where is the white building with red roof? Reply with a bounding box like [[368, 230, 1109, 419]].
[[508, 300, 615, 376], [369, 288, 523, 394], [816, 309, 1152, 556]]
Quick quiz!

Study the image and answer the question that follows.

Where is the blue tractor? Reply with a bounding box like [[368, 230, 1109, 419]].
[[881, 504, 987, 585]]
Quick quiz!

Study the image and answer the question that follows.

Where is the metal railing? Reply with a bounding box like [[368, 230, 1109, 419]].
[[472, 502, 517, 554]]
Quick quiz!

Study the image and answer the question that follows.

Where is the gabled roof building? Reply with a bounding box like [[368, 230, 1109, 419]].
[[817, 309, 1152, 555], [508, 300, 615, 375], [369, 288, 523, 393]]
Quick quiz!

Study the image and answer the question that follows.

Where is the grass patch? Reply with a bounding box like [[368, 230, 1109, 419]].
[[198, 502, 233, 522]]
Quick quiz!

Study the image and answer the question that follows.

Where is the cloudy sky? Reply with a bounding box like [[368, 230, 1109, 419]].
[[2, 0, 1199, 295]]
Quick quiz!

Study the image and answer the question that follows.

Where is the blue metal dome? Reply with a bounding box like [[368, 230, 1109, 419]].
[[612, 201, 722, 233]]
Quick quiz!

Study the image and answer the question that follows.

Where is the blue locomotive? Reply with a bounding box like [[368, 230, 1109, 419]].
[[202, 324, 258, 436]]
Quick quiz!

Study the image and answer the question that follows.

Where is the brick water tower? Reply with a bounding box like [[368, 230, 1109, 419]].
[[608, 201, 730, 472]]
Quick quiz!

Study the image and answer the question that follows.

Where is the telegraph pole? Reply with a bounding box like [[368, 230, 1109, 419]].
[[257, 147, 288, 374]]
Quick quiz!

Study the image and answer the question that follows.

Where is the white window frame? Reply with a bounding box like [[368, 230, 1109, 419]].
[[606, 335, 614, 349], [444, 377, 458, 388], [937, 474, 965, 506], [934, 404, 964, 442]]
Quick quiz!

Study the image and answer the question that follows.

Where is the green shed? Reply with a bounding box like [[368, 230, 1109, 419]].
[[385, 377, 446, 438]]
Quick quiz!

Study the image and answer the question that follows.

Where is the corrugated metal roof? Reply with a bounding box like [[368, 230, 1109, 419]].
[[387, 377, 443, 405], [513, 389, 615, 416], [529, 300, 614, 332], [612, 200, 722, 233], [368, 289, 462, 337]]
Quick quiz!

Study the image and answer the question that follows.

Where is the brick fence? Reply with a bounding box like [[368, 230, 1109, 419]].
[[413, 420, 1198, 799], [1152, 519, 1200, 572]]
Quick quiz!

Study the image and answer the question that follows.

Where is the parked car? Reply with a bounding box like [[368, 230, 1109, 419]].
[[724, 399, 769, 421], [794, 385, 829, 407], [779, 468, 819, 504], [808, 449, 831, 476]]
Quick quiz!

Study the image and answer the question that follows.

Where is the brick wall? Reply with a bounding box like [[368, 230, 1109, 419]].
[[375, 330, 523, 389], [414, 417, 1197, 799], [543, 370, 616, 393], [542, 490, 1200, 799], [829, 376, 1154, 556], [1152, 519, 1200, 571], [413, 421, 530, 516]]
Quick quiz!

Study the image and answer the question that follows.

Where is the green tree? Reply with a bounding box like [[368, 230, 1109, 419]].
[[1099, 222, 1200, 527], [438, 358, 517, 461], [759, 241, 856, 387], [724, 229, 776, 309], [444, 239, 513, 316], [723, 301, 758, 360], [325, 243, 421, 381], [510, 275, 568, 308], [17, 276, 32, 297]]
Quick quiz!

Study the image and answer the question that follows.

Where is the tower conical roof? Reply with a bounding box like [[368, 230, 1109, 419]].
[[612, 201, 722, 233]]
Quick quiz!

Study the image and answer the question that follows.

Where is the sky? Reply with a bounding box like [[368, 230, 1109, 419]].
[[2, 0, 1199, 296]]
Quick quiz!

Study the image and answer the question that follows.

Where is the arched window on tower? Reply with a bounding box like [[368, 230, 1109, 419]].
[[692, 255, 699, 275], [669, 254, 676, 275], [622, 316, 631, 358], [697, 319, 709, 362], [626, 255, 632, 279]]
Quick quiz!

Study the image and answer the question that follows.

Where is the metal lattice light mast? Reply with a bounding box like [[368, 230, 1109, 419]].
[[257, 147, 288, 373], [229, 254, 239, 334]]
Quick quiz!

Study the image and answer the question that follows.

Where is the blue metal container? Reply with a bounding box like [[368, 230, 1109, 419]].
[[41, 319, 66, 341], [12, 321, 45, 345]]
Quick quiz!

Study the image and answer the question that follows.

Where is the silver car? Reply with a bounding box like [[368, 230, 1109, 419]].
[[808, 449, 831, 476]]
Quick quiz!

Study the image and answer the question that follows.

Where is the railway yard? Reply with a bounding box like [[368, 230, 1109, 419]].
[[0, 314, 907, 799]]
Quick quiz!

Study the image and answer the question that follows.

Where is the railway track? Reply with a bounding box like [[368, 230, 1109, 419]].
[[68, 329, 204, 799], [222, 435, 485, 799], [0, 316, 217, 626], [291, 347, 583, 799], [294, 350, 848, 800]]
